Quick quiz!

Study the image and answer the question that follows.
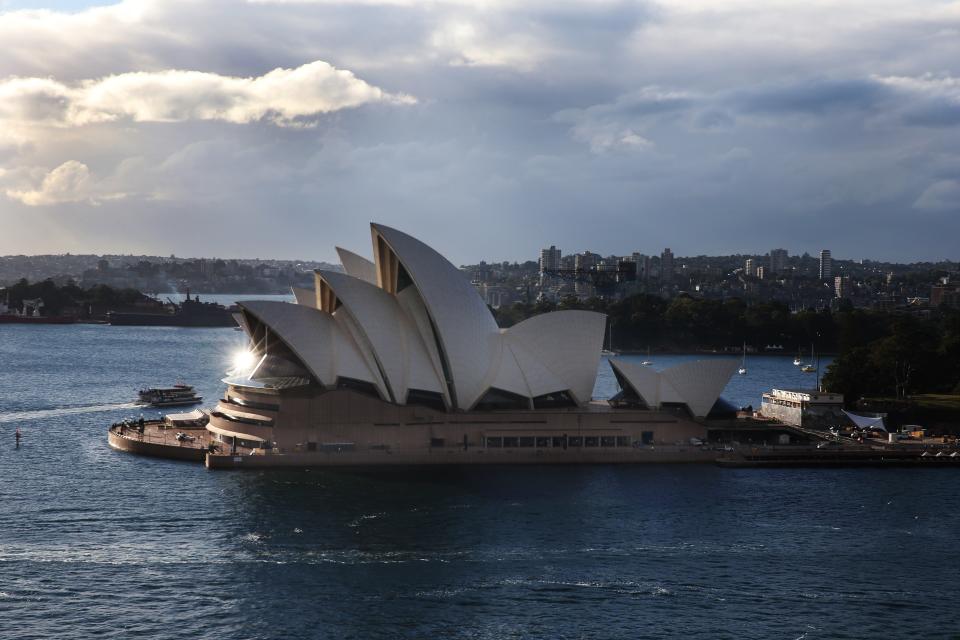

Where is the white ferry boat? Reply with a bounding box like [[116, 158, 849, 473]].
[[138, 384, 203, 408]]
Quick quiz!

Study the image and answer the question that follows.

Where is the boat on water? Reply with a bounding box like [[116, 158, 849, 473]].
[[738, 342, 747, 375], [641, 346, 653, 366], [138, 384, 203, 407], [108, 292, 237, 327], [793, 347, 802, 366], [800, 342, 817, 372], [600, 317, 619, 356], [0, 296, 76, 324]]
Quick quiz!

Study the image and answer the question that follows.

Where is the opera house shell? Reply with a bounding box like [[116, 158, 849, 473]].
[[205, 223, 738, 468]]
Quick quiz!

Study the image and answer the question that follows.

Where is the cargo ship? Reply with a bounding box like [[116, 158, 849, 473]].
[[107, 292, 237, 327]]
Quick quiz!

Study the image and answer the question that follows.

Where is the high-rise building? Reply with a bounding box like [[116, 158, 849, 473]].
[[834, 275, 849, 299], [538, 245, 561, 287], [660, 248, 674, 285], [819, 250, 832, 280], [757, 266, 767, 280], [745, 258, 756, 277], [574, 251, 598, 297], [473, 261, 491, 284], [769, 248, 788, 274], [632, 253, 650, 281]]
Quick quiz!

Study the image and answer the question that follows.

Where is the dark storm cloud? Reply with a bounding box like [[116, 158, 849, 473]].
[[1, 0, 959, 261], [731, 78, 890, 116]]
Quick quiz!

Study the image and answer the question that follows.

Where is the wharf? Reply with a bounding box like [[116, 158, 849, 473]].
[[108, 420, 251, 462], [717, 443, 960, 467], [107, 420, 960, 469]]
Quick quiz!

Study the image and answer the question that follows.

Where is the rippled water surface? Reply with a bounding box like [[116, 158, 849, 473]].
[[1, 323, 958, 639]]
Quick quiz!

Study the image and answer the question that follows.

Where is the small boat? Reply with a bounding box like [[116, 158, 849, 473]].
[[641, 346, 653, 366], [600, 318, 619, 357], [138, 384, 202, 407], [738, 342, 747, 375], [793, 347, 802, 366], [800, 342, 817, 372]]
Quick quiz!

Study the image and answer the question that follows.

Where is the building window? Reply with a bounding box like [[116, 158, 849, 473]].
[[601, 436, 616, 447], [226, 395, 279, 412], [486, 436, 502, 448], [406, 389, 447, 412], [211, 410, 272, 427], [503, 437, 519, 447], [518, 437, 535, 447], [641, 431, 654, 444], [536, 437, 550, 448], [532, 390, 578, 409], [568, 436, 582, 447], [616, 436, 631, 447], [336, 377, 382, 398], [584, 436, 599, 447], [474, 388, 530, 411], [551, 436, 566, 448]]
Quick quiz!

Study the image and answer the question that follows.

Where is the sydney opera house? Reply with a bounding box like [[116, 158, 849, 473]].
[[203, 223, 738, 468]]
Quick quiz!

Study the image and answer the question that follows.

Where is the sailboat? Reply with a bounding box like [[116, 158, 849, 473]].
[[600, 318, 619, 357], [801, 342, 816, 372], [793, 347, 802, 366], [641, 346, 653, 366], [738, 342, 747, 375]]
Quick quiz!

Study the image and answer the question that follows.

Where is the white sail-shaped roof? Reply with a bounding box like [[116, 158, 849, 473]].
[[336, 247, 378, 285], [371, 223, 500, 410], [238, 300, 381, 393], [609, 358, 661, 408], [291, 286, 317, 308], [487, 339, 535, 403], [234, 223, 617, 413], [610, 358, 737, 418], [503, 311, 605, 404], [314, 270, 446, 404], [660, 360, 739, 418]]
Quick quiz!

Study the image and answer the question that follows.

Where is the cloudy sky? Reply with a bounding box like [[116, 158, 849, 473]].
[[0, 0, 958, 263]]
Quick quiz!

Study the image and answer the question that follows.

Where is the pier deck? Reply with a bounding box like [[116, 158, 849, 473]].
[[108, 420, 252, 462]]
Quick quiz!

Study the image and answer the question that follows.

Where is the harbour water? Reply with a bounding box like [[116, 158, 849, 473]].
[[1, 322, 958, 639]]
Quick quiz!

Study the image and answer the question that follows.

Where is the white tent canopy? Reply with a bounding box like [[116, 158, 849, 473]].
[[843, 410, 886, 431]]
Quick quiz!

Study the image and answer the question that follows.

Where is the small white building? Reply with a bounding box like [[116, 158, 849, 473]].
[[760, 388, 844, 428]]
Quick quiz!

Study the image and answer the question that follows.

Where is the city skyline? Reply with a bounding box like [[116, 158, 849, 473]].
[[1, 1, 959, 264]]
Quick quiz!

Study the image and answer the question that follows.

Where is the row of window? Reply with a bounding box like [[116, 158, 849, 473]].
[[485, 433, 654, 449], [225, 395, 280, 412], [211, 410, 274, 428]]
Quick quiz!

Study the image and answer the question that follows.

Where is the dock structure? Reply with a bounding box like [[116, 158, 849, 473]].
[[717, 444, 960, 467], [108, 420, 253, 462]]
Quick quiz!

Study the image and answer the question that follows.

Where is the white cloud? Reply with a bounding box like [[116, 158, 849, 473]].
[[572, 123, 654, 153], [0, 60, 414, 128], [876, 74, 960, 97], [913, 179, 960, 212], [5, 160, 100, 206]]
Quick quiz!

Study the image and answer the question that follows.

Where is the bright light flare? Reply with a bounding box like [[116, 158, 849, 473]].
[[229, 349, 258, 375]]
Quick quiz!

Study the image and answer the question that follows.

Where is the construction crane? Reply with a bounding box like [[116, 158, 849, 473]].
[[542, 263, 636, 296]]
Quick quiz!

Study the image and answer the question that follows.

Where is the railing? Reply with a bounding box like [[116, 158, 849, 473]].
[[110, 425, 210, 450]]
